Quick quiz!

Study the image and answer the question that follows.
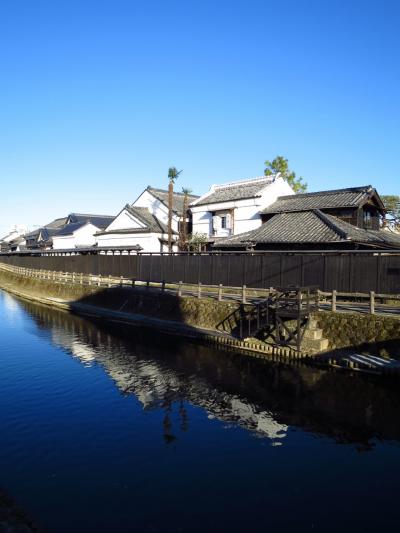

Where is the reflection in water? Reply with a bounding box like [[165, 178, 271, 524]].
[[21, 299, 400, 449]]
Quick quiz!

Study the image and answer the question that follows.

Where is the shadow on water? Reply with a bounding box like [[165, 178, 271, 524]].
[[18, 297, 400, 451]]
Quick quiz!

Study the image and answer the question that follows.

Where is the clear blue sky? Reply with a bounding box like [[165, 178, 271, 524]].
[[0, 0, 399, 232]]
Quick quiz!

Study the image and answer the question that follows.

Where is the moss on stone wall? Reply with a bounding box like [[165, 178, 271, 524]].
[[314, 311, 400, 356], [0, 269, 238, 332]]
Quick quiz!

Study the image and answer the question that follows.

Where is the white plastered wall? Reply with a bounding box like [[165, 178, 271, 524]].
[[52, 223, 100, 250]]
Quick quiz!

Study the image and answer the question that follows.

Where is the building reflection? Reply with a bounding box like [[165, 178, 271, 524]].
[[20, 299, 400, 449]]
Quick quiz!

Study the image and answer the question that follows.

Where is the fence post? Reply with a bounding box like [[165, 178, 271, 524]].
[[131, 278, 136, 288], [120, 276, 123, 287], [242, 285, 247, 304], [108, 275, 112, 287], [197, 282, 202, 299], [162, 280, 165, 292], [370, 291, 375, 315], [332, 290, 337, 312], [218, 284, 223, 302], [97, 274, 101, 287], [80, 273, 83, 285], [178, 281, 183, 297]]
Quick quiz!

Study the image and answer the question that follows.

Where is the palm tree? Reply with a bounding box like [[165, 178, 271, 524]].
[[167, 167, 183, 252], [180, 187, 193, 249]]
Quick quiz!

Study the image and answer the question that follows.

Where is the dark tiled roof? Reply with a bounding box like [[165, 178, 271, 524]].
[[97, 206, 172, 235], [214, 210, 400, 248], [261, 186, 384, 214], [45, 217, 69, 229], [67, 213, 114, 229], [146, 187, 199, 215], [192, 177, 275, 206], [38, 227, 63, 241], [126, 206, 170, 233], [55, 221, 92, 236]]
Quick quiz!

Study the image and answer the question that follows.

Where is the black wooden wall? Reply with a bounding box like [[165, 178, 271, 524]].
[[1, 252, 399, 293]]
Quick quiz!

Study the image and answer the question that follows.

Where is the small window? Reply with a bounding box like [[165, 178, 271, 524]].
[[221, 216, 227, 229], [363, 211, 372, 229]]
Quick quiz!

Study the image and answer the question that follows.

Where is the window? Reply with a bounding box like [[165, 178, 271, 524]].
[[363, 210, 372, 229], [221, 216, 227, 229]]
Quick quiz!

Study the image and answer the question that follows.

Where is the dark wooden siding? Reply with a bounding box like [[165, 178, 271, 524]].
[[1, 252, 400, 293]]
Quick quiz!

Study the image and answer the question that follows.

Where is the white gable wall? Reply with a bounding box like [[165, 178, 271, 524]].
[[133, 190, 180, 231], [53, 223, 100, 250], [106, 208, 146, 232], [190, 177, 294, 238]]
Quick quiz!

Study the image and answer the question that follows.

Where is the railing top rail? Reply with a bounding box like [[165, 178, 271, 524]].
[[1, 249, 400, 257]]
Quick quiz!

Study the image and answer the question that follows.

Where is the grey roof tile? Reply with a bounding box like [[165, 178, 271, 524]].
[[261, 186, 384, 214], [193, 177, 274, 206], [67, 213, 114, 229], [55, 221, 91, 236], [214, 210, 400, 248], [146, 187, 199, 215], [97, 206, 173, 235]]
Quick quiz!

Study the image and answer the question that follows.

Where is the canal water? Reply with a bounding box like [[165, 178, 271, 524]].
[[1, 290, 400, 532]]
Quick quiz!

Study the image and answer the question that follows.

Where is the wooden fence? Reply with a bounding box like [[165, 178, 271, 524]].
[[0, 250, 400, 293], [1, 262, 400, 315]]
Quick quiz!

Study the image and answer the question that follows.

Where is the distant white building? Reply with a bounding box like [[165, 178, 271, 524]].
[[0, 224, 28, 252], [96, 186, 199, 252], [52, 221, 102, 250], [189, 175, 294, 242], [27, 213, 114, 250]]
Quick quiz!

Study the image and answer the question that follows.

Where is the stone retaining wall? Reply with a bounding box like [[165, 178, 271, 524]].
[[314, 311, 400, 356]]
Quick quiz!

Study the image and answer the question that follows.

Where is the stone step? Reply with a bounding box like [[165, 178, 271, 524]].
[[303, 328, 323, 340], [308, 319, 319, 329], [302, 337, 330, 353]]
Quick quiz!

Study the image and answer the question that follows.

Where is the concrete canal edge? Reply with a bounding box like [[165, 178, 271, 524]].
[[0, 268, 310, 362], [1, 268, 400, 375]]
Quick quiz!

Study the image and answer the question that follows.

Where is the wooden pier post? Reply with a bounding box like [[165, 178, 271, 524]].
[[218, 284, 223, 302], [332, 290, 337, 312], [370, 291, 375, 314]]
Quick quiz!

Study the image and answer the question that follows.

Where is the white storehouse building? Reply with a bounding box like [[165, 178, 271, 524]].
[[27, 214, 114, 250], [96, 186, 199, 252], [0, 225, 28, 252], [189, 175, 294, 243], [52, 221, 104, 250]]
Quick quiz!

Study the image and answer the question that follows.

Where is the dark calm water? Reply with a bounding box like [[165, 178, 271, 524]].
[[1, 291, 400, 532]]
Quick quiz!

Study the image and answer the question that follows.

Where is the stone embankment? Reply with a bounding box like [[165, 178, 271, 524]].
[[0, 266, 305, 361], [1, 265, 400, 375]]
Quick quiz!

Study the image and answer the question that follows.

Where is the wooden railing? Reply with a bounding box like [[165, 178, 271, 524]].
[[0, 263, 272, 304], [318, 290, 400, 314], [1, 263, 399, 315]]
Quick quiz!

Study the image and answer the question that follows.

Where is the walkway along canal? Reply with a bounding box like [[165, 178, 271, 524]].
[[1, 289, 400, 532]]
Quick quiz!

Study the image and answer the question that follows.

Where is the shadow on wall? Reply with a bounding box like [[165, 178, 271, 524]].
[[15, 296, 400, 450], [71, 285, 239, 333]]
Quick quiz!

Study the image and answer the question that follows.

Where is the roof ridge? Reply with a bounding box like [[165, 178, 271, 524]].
[[213, 176, 274, 190], [147, 186, 197, 197], [69, 212, 114, 217], [277, 185, 372, 200], [314, 210, 351, 239], [127, 205, 167, 232]]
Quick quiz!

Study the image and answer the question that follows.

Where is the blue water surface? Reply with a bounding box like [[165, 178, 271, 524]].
[[0, 290, 399, 532]]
